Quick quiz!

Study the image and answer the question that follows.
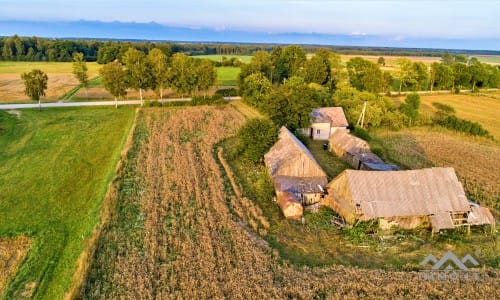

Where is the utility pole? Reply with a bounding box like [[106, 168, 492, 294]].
[[357, 101, 367, 128]]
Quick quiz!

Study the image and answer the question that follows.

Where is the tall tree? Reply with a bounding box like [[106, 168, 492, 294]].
[[238, 51, 273, 84], [377, 56, 386, 66], [195, 59, 217, 97], [170, 53, 197, 98], [396, 58, 414, 93], [346, 57, 384, 93], [430, 62, 454, 91], [400, 93, 420, 126], [99, 60, 128, 108], [468, 58, 487, 91], [241, 72, 272, 108], [21, 69, 48, 111], [412, 62, 429, 91], [122, 48, 151, 106], [280, 45, 307, 79], [451, 62, 471, 91], [303, 48, 331, 86], [147, 48, 169, 100], [441, 53, 454, 66], [72, 52, 89, 98]]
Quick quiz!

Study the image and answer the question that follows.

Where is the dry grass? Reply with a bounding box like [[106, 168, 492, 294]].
[[0, 237, 31, 294], [0, 73, 79, 103], [340, 54, 441, 73], [229, 100, 263, 119], [82, 106, 498, 299]]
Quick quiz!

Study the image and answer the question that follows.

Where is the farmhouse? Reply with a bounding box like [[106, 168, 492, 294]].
[[298, 107, 349, 140], [265, 127, 328, 219], [328, 129, 398, 171], [322, 167, 495, 232]]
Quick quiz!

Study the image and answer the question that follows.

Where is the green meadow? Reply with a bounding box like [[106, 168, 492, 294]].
[[0, 107, 135, 299]]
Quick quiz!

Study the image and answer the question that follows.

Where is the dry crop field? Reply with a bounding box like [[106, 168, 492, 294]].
[[340, 54, 441, 72], [0, 62, 100, 103], [0, 237, 31, 293], [81, 105, 498, 299]]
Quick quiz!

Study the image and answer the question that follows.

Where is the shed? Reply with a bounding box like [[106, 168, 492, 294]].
[[298, 107, 349, 140], [265, 127, 328, 218], [322, 167, 495, 232], [328, 130, 398, 171]]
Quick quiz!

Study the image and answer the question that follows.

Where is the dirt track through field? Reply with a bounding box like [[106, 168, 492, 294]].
[[82, 106, 498, 299]]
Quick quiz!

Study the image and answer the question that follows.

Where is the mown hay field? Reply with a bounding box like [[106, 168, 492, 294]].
[[0, 107, 135, 299], [401, 91, 500, 141], [82, 105, 497, 299], [0, 62, 101, 103]]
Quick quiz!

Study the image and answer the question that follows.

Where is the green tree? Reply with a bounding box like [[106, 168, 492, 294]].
[[99, 60, 128, 108], [329, 52, 347, 90], [346, 57, 384, 93], [195, 59, 217, 97], [2, 41, 13, 61], [122, 48, 151, 106], [280, 45, 307, 79], [241, 72, 272, 108], [396, 58, 414, 93], [377, 56, 386, 66], [303, 48, 331, 86], [451, 62, 471, 91], [170, 53, 197, 97], [238, 51, 273, 84], [430, 62, 454, 91], [468, 58, 487, 91], [21, 69, 48, 111], [72, 52, 89, 98], [412, 62, 429, 91], [237, 118, 278, 163], [147, 48, 169, 100], [400, 93, 420, 126], [441, 53, 454, 65]]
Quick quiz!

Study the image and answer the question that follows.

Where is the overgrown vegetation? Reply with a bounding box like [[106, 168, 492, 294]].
[[0, 107, 135, 299]]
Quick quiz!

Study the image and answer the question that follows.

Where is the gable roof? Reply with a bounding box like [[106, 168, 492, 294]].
[[329, 130, 371, 155], [264, 127, 327, 179], [330, 167, 470, 219], [311, 107, 349, 127]]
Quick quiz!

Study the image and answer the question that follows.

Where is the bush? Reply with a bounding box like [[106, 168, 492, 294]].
[[432, 102, 456, 114], [215, 88, 239, 97], [351, 126, 371, 141], [237, 118, 278, 163], [436, 115, 491, 138], [191, 95, 227, 106]]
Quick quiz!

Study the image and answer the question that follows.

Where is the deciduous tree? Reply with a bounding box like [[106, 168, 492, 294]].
[[21, 69, 48, 111], [195, 59, 217, 98], [123, 48, 151, 106], [99, 60, 128, 108], [170, 53, 197, 97], [147, 48, 169, 100], [72, 52, 89, 98]]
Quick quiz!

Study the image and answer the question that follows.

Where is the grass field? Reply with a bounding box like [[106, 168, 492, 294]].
[[193, 54, 253, 63], [397, 91, 500, 140], [216, 66, 240, 86], [0, 107, 135, 299], [473, 55, 500, 65]]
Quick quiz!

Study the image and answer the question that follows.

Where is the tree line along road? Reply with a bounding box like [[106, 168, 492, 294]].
[[0, 97, 242, 110]]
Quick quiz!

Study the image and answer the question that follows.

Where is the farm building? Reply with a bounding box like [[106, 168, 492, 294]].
[[328, 129, 398, 171], [265, 127, 328, 219], [322, 167, 495, 232], [298, 107, 349, 140]]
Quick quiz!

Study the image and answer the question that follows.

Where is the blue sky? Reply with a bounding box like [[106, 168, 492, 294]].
[[1, 0, 499, 49]]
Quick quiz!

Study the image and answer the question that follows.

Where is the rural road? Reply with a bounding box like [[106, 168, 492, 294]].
[[0, 97, 242, 110]]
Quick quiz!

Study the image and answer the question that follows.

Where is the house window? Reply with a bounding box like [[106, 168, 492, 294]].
[[316, 129, 321, 134]]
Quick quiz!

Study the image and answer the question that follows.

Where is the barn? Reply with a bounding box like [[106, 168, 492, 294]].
[[265, 127, 328, 219], [298, 107, 349, 140], [322, 167, 495, 232], [328, 129, 398, 171]]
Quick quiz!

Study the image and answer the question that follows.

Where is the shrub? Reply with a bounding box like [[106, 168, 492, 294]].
[[237, 118, 278, 163], [436, 115, 491, 138], [215, 88, 239, 97]]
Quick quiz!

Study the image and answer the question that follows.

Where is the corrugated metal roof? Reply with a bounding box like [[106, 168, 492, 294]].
[[311, 107, 349, 127], [274, 176, 328, 194], [329, 130, 371, 155], [264, 126, 327, 178], [343, 167, 470, 219]]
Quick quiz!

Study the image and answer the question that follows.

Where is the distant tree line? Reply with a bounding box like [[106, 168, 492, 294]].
[[3, 35, 500, 63]]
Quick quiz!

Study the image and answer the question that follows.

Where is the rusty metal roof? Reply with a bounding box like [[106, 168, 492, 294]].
[[341, 167, 470, 219]]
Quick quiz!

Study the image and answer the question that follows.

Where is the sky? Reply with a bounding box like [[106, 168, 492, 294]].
[[1, 0, 499, 49]]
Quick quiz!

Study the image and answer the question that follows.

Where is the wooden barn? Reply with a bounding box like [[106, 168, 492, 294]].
[[328, 129, 398, 171], [298, 107, 349, 140], [265, 127, 328, 219], [322, 167, 495, 232]]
